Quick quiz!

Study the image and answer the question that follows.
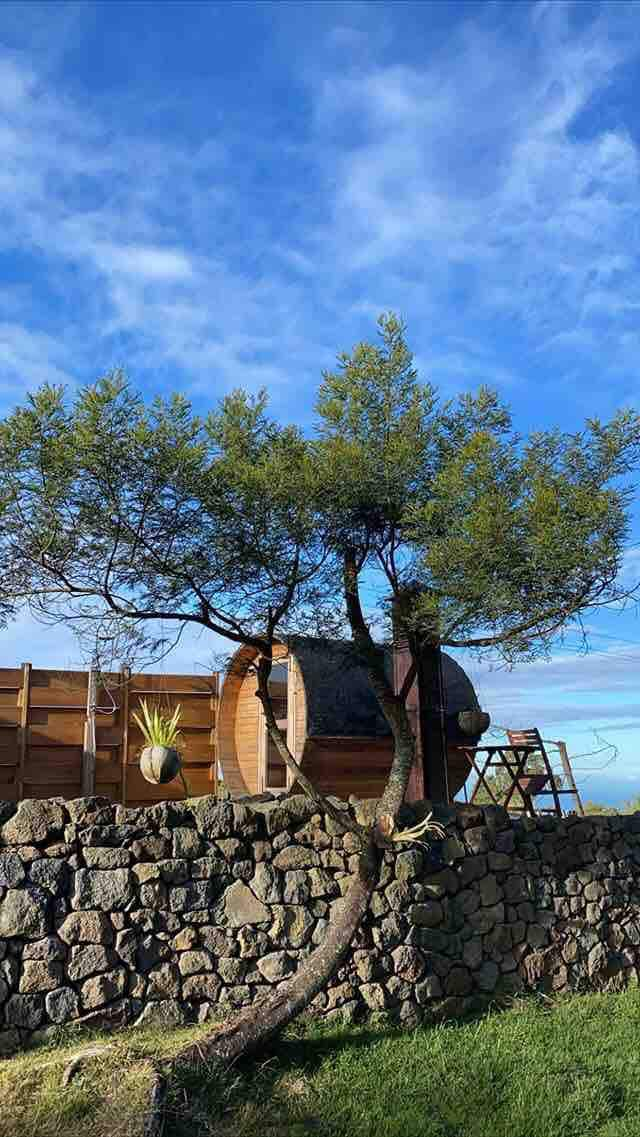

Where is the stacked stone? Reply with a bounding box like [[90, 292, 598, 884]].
[[0, 793, 638, 1053]]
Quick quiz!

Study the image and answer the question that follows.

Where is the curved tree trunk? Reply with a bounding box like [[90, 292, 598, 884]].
[[181, 840, 377, 1066], [144, 842, 380, 1134], [144, 564, 420, 1131]]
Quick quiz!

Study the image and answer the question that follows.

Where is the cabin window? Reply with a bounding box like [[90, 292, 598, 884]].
[[261, 660, 289, 791]]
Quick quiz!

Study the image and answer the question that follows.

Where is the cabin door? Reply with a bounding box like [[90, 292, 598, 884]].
[[258, 657, 293, 793]]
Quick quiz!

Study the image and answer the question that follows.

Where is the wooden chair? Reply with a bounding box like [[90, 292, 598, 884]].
[[506, 728, 582, 817], [458, 728, 583, 817]]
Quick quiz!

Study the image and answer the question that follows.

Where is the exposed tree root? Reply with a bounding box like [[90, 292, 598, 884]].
[[61, 1043, 114, 1086], [141, 843, 379, 1137]]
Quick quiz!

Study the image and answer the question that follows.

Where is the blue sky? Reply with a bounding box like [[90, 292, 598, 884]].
[[1, 0, 639, 806]]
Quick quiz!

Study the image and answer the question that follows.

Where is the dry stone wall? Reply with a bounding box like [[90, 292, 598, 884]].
[[0, 792, 639, 1053]]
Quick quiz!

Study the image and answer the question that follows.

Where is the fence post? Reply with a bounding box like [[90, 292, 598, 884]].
[[120, 666, 131, 806], [17, 662, 31, 802], [81, 668, 97, 797], [210, 673, 219, 797]]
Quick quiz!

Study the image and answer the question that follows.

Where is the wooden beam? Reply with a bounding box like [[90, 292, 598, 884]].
[[416, 645, 450, 804], [17, 662, 31, 802], [81, 668, 97, 797], [556, 739, 584, 816], [210, 672, 218, 795], [120, 666, 131, 806]]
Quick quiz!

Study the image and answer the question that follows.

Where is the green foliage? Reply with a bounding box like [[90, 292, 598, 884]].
[[0, 372, 332, 667], [583, 800, 620, 816], [315, 313, 640, 658], [4, 991, 640, 1137], [0, 313, 637, 673], [131, 698, 183, 748]]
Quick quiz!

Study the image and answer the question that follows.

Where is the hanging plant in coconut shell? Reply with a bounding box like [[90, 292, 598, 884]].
[[132, 698, 189, 792]]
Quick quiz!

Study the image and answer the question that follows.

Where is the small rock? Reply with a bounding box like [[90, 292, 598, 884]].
[[146, 963, 180, 999], [172, 827, 202, 859], [29, 858, 68, 894], [391, 945, 425, 983], [475, 961, 499, 992], [283, 870, 310, 904], [465, 827, 490, 854], [0, 852, 25, 888], [5, 993, 44, 1029], [182, 973, 222, 1001], [45, 986, 79, 1023], [409, 902, 443, 927], [269, 906, 315, 948], [415, 975, 442, 1003], [217, 957, 247, 984], [19, 960, 63, 993], [257, 951, 296, 983], [72, 869, 133, 911], [2, 799, 65, 845], [441, 836, 465, 863], [81, 969, 127, 1010], [68, 943, 115, 981], [0, 887, 48, 939], [395, 850, 423, 881], [273, 845, 320, 871], [360, 982, 386, 1010], [479, 875, 502, 907], [83, 848, 131, 869], [178, 950, 214, 976], [216, 881, 270, 927], [444, 967, 472, 996], [171, 927, 199, 952], [22, 935, 66, 961], [135, 999, 189, 1026], [250, 862, 282, 904]]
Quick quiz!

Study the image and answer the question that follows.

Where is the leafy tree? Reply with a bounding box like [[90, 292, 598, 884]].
[[314, 314, 639, 803], [0, 316, 638, 1123], [583, 800, 620, 816]]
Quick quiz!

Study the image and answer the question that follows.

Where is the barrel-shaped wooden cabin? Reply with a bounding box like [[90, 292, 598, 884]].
[[217, 637, 483, 801]]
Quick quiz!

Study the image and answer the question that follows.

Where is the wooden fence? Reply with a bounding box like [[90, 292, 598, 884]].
[[0, 665, 219, 806]]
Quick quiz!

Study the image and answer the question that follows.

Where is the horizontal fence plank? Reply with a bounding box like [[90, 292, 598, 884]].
[[0, 664, 219, 806]]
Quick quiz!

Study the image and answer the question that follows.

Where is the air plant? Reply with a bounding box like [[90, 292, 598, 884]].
[[379, 809, 447, 851], [132, 699, 183, 749]]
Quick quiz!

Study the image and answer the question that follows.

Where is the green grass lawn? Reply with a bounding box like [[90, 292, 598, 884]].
[[2, 990, 640, 1137]]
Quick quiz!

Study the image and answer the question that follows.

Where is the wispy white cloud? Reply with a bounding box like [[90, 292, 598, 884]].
[[303, 2, 640, 389]]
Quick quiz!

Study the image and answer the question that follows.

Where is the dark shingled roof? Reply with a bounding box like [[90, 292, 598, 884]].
[[286, 636, 479, 740]]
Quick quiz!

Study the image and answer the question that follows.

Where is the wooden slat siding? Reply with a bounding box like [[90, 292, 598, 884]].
[[216, 646, 252, 795], [217, 644, 292, 797], [0, 665, 218, 806], [302, 738, 394, 800], [0, 668, 20, 800], [17, 663, 31, 802], [125, 673, 218, 806]]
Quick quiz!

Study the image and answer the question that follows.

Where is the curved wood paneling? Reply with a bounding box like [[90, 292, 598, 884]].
[[217, 644, 289, 795]]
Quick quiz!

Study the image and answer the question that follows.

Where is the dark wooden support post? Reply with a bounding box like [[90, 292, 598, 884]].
[[417, 643, 449, 804], [392, 591, 450, 805]]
